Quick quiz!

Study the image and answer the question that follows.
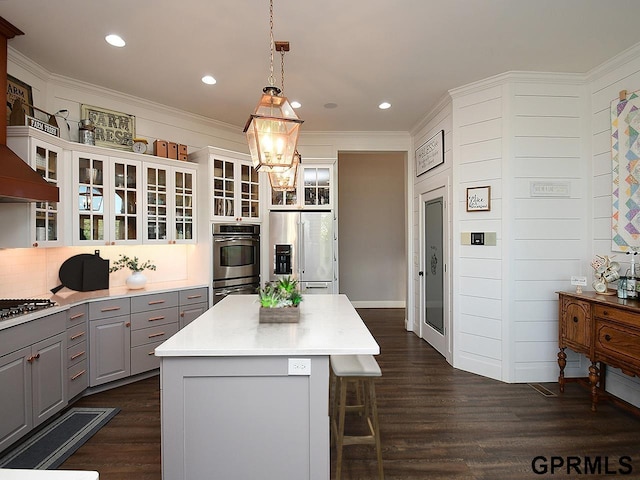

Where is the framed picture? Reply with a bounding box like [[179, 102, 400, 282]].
[[415, 129, 444, 176], [80, 104, 135, 151], [466, 186, 491, 212], [6, 74, 34, 123]]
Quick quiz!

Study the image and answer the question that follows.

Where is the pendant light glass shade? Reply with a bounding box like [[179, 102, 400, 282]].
[[244, 86, 303, 172], [268, 150, 300, 191]]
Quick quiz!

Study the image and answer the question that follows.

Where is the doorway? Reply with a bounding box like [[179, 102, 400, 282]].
[[419, 187, 450, 361]]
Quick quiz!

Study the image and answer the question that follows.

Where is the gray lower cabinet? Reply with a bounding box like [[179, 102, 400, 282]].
[[179, 287, 208, 329], [89, 298, 131, 387], [0, 312, 66, 452], [130, 291, 179, 375], [66, 304, 88, 400]]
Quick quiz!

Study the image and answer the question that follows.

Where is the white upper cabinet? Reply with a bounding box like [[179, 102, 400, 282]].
[[189, 147, 263, 223], [269, 161, 335, 210], [2, 127, 68, 248], [72, 151, 142, 246], [143, 162, 197, 244]]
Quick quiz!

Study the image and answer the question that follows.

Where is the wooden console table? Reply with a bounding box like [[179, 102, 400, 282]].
[[557, 291, 640, 411]]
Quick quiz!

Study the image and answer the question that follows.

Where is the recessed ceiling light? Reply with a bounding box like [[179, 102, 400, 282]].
[[378, 102, 391, 110], [290, 101, 301, 109], [105, 34, 126, 47], [324, 102, 338, 109], [202, 75, 217, 85]]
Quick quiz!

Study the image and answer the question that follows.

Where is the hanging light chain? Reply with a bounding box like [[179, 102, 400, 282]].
[[280, 48, 286, 93], [268, 0, 275, 87]]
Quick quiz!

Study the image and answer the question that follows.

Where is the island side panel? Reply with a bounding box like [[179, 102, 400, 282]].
[[161, 355, 329, 480]]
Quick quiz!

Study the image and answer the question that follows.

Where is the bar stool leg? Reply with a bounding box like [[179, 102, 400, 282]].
[[368, 380, 384, 480], [334, 376, 348, 480]]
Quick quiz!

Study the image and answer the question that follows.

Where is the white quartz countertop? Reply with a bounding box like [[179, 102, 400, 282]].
[[0, 470, 98, 479], [155, 294, 380, 357]]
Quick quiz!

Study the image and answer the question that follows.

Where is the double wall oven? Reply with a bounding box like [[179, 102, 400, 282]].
[[212, 223, 260, 305]]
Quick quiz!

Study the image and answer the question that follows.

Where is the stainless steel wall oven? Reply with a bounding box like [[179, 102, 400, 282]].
[[212, 223, 260, 305]]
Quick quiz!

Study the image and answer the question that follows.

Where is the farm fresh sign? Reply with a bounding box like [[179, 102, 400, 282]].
[[80, 104, 135, 151]]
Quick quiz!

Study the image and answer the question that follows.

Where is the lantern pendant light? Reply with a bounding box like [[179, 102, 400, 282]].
[[243, 0, 303, 173], [269, 149, 301, 191], [269, 41, 301, 191]]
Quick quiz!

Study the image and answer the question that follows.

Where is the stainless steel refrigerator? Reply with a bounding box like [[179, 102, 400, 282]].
[[269, 211, 335, 294]]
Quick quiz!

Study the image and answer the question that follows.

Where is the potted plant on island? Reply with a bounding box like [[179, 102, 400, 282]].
[[258, 276, 303, 323], [109, 254, 157, 290]]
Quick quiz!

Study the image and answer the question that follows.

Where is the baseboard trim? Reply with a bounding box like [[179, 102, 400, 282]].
[[350, 301, 406, 308]]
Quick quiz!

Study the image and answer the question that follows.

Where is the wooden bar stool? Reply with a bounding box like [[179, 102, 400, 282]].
[[330, 354, 383, 480]]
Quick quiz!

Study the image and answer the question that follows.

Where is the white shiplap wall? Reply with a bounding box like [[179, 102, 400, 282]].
[[588, 44, 640, 407], [451, 83, 505, 380], [449, 74, 588, 383], [510, 78, 588, 382]]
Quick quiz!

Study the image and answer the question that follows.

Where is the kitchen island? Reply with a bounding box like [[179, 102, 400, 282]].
[[155, 294, 379, 480]]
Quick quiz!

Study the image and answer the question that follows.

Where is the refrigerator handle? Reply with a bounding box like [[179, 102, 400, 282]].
[[299, 220, 305, 274]]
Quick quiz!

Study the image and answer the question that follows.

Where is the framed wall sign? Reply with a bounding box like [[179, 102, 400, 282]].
[[80, 104, 135, 151], [466, 186, 491, 212], [415, 129, 444, 177], [6, 74, 33, 123]]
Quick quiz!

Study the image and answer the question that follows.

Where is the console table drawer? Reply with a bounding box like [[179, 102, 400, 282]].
[[593, 305, 640, 328], [595, 320, 640, 370]]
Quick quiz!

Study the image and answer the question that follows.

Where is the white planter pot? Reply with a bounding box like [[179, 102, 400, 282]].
[[126, 271, 147, 290]]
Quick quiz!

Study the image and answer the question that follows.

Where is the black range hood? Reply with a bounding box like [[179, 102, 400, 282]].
[[0, 17, 59, 204]]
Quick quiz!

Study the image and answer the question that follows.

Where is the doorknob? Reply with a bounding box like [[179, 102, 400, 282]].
[[418, 271, 424, 276]]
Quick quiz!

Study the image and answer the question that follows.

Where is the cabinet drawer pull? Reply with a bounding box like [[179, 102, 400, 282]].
[[605, 334, 612, 341], [69, 312, 85, 320], [148, 300, 166, 305], [70, 331, 86, 340], [180, 312, 185, 317], [70, 351, 86, 361], [71, 370, 86, 381], [100, 306, 121, 312], [573, 316, 579, 323], [148, 316, 166, 322], [148, 351, 155, 356], [602, 310, 610, 316], [148, 331, 166, 338], [187, 294, 202, 300]]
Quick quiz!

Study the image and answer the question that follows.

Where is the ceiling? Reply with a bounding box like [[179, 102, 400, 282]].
[[3, 0, 640, 133]]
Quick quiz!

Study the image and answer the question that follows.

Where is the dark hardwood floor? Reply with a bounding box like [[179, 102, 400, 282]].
[[59, 308, 640, 479]]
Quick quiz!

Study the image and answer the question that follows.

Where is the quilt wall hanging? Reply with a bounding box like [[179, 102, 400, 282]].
[[611, 89, 640, 252]]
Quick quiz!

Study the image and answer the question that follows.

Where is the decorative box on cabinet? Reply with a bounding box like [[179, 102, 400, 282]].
[[0, 312, 66, 452], [89, 297, 131, 387], [143, 162, 197, 244], [557, 291, 640, 411], [179, 287, 209, 329], [130, 291, 180, 375], [66, 304, 88, 400], [1, 126, 67, 248]]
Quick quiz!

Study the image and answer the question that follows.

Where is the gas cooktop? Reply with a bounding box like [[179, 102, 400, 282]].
[[0, 299, 57, 320]]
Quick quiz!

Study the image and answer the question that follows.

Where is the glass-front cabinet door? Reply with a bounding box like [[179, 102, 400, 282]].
[[73, 152, 108, 244], [240, 162, 260, 220], [145, 165, 169, 243], [213, 158, 235, 218], [268, 163, 333, 210], [111, 159, 141, 243], [173, 167, 195, 242], [144, 163, 197, 244], [33, 143, 62, 245], [211, 157, 260, 221]]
